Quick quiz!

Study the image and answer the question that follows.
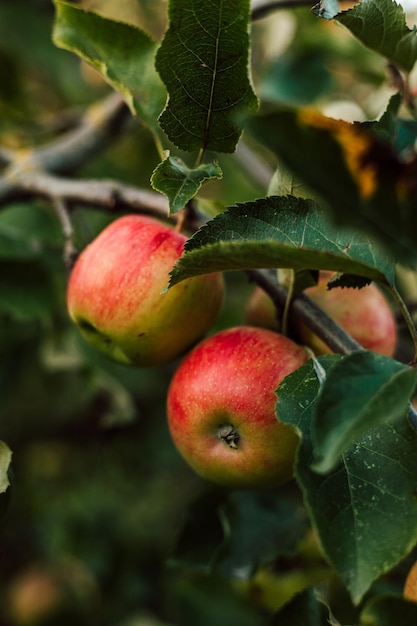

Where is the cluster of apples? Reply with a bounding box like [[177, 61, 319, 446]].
[[67, 215, 397, 490]]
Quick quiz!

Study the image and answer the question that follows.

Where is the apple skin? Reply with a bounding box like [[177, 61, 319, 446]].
[[404, 560, 417, 602], [167, 326, 309, 489], [67, 215, 224, 366], [245, 273, 397, 357], [244, 285, 279, 331]]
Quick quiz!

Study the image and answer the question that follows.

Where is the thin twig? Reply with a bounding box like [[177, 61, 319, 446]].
[[51, 196, 78, 270], [31, 92, 131, 174]]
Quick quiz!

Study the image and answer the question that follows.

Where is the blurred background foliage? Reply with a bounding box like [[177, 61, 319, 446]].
[[1, 1, 416, 624]]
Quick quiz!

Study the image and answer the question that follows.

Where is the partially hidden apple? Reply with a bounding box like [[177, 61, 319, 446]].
[[245, 272, 397, 357], [67, 214, 224, 366], [404, 559, 417, 602], [167, 326, 309, 489]]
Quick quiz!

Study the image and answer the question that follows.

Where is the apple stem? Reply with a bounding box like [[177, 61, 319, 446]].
[[217, 425, 240, 449]]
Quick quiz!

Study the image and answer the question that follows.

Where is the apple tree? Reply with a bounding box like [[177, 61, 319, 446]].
[[3, 0, 417, 624]]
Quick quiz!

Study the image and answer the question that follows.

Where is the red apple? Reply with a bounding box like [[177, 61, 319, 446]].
[[67, 215, 224, 366], [245, 272, 397, 357], [167, 326, 309, 489]]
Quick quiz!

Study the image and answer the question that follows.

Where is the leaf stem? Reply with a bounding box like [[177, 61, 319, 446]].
[[152, 131, 166, 161], [196, 148, 206, 167], [280, 269, 295, 336]]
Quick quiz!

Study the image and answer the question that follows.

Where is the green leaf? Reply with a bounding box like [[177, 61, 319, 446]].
[[360, 594, 417, 625], [247, 108, 417, 265], [213, 488, 308, 579], [271, 589, 330, 626], [151, 156, 223, 214], [0, 202, 62, 259], [52, 1, 166, 131], [278, 357, 417, 604], [336, 0, 417, 74], [0, 261, 57, 322], [312, 352, 417, 473], [259, 49, 333, 107], [0, 441, 12, 495], [0, 223, 42, 260], [169, 196, 396, 287], [167, 571, 266, 626], [155, 0, 258, 153]]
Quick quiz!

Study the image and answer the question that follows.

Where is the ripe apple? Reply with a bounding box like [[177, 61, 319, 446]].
[[6, 561, 99, 624], [67, 214, 224, 366], [167, 326, 309, 489], [245, 272, 397, 357], [404, 559, 417, 602]]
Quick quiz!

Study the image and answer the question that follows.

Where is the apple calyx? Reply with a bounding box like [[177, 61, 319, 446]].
[[217, 424, 240, 449]]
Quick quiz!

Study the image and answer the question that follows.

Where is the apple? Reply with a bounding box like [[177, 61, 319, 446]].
[[167, 326, 309, 489], [404, 560, 417, 602], [6, 561, 99, 624], [67, 214, 224, 366], [245, 272, 397, 357], [244, 285, 279, 331]]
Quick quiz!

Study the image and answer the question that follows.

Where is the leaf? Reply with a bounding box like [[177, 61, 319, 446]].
[[271, 589, 330, 626], [53, 1, 166, 131], [360, 594, 417, 625], [336, 0, 417, 74], [278, 357, 417, 604], [0, 223, 41, 260], [155, 0, 258, 153], [259, 49, 333, 107], [169, 196, 396, 287], [170, 488, 226, 570], [312, 352, 417, 473], [0, 202, 62, 259], [0, 441, 12, 494], [247, 108, 417, 265], [151, 156, 223, 214], [0, 261, 57, 322], [213, 488, 308, 579], [167, 571, 267, 626]]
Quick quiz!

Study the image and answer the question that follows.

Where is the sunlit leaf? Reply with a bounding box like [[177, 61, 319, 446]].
[[155, 0, 258, 152], [53, 1, 165, 131], [151, 156, 223, 214], [278, 357, 417, 604], [169, 196, 396, 287], [336, 0, 417, 73]]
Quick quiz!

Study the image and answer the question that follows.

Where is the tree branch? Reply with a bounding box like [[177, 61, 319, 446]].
[[246, 269, 362, 355], [251, 0, 316, 20], [0, 170, 170, 218], [28, 91, 131, 175]]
